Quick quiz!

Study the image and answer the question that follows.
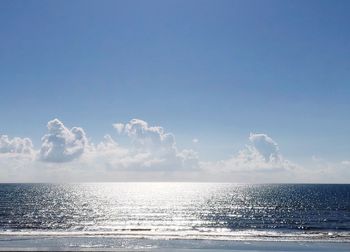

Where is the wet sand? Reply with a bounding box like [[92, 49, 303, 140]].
[[0, 236, 349, 251]]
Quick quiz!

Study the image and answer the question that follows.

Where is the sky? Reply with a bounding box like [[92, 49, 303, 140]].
[[0, 0, 350, 182]]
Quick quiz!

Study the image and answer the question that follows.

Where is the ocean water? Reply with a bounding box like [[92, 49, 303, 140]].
[[0, 183, 349, 242]]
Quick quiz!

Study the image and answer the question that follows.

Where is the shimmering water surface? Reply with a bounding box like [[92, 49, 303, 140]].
[[0, 183, 349, 241]]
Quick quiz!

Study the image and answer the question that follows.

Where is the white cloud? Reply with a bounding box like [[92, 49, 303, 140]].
[[192, 138, 199, 144], [0, 135, 35, 182], [39, 119, 88, 163], [0, 135, 34, 155], [75, 119, 199, 173], [124, 119, 175, 152], [113, 123, 125, 134], [0, 119, 349, 183], [203, 133, 296, 174], [249, 133, 280, 162], [199, 134, 345, 183], [102, 119, 199, 170], [0, 118, 198, 176]]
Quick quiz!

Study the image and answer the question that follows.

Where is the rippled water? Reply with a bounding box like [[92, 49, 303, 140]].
[[0, 183, 349, 241]]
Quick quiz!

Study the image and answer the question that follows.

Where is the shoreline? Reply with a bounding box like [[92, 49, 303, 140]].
[[0, 235, 349, 251], [1, 229, 349, 243]]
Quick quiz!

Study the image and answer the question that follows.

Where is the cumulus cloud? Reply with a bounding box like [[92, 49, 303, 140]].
[[192, 138, 199, 144], [1, 118, 198, 173], [103, 119, 199, 170], [39, 119, 88, 163], [249, 133, 280, 162], [203, 133, 295, 173], [0, 135, 34, 155], [124, 119, 176, 153]]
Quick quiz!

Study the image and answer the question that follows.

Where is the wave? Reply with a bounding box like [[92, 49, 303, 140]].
[[1, 229, 350, 242]]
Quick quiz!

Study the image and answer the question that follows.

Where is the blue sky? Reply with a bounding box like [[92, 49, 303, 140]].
[[0, 0, 350, 182]]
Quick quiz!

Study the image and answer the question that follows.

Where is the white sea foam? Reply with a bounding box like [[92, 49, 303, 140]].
[[1, 229, 349, 242]]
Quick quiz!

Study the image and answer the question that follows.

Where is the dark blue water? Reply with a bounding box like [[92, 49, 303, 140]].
[[0, 183, 349, 241]]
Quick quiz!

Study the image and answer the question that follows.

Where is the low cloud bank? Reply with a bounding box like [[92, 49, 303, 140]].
[[0, 119, 349, 182]]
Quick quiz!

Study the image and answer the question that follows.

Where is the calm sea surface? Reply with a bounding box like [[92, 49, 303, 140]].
[[0, 183, 349, 241]]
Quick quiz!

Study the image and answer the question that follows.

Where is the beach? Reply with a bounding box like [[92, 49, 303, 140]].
[[0, 236, 349, 251]]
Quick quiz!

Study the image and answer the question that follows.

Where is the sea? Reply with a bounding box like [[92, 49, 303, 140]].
[[0, 183, 349, 244]]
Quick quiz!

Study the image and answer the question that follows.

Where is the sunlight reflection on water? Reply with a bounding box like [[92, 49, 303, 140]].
[[0, 183, 349, 241]]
